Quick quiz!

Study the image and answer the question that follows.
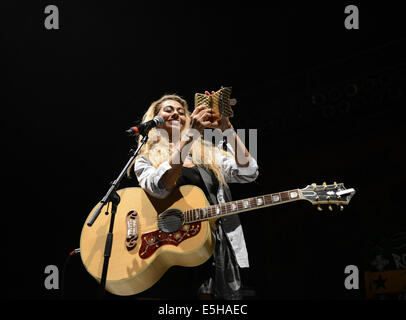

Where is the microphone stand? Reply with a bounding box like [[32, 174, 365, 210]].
[[86, 132, 149, 298]]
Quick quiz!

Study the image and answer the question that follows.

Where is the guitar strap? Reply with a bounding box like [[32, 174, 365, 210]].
[[196, 165, 241, 233], [196, 165, 218, 205], [197, 165, 243, 299]]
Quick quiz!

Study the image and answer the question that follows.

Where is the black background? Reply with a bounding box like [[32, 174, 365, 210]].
[[3, 1, 406, 303]]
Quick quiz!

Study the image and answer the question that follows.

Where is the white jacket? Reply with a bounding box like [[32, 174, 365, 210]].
[[133, 143, 259, 268]]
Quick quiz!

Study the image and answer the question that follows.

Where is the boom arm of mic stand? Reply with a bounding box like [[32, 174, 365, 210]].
[[87, 134, 149, 227]]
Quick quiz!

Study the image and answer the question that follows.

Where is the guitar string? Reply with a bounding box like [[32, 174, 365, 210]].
[[123, 197, 272, 231], [133, 193, 341, 231], [126, 203, 246, 230], [105, 189, 342, 231], [105, 188, 335, 225], [137, 198, 260, 225], [110, 190, 305, 228], [112, 190, 323, 231]]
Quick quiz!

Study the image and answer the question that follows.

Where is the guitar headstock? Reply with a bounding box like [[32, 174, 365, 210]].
[[300, 182, 356, 212]]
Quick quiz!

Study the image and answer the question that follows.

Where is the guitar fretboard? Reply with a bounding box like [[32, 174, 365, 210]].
[[183, 189, 301, 223]]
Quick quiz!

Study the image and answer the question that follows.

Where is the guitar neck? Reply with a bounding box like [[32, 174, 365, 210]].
[[183, 189, 303, 223]]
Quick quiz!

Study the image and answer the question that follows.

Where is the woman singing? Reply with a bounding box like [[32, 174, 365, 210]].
[[130, 92, 259, 299]]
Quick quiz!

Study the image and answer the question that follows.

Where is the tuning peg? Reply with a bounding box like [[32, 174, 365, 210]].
[[328, 205, 333, 211], [334, 182, 338, 189], [317, 205, 323, 211], [322, 182, 327, 190], [339, 205, 344, 211], [312, 183, 317, 191]]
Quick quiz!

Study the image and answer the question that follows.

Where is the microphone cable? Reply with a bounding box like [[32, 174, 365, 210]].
[[60, 248, 80, 300]]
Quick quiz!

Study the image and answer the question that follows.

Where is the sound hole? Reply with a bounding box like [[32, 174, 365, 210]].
[[158, 209, 184, 233]]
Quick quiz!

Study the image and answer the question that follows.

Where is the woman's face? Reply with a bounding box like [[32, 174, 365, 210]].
[[157, 99, 188, 136]]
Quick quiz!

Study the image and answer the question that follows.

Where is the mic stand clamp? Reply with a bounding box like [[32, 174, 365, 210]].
[[86, 133, 149, 298]]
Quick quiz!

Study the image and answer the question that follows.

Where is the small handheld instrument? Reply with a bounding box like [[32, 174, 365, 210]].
[[194, 86, 236, 121]]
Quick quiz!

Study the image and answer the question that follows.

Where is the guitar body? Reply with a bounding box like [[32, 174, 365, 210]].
[[80, 181, 355, 296], [80, 185, 215, 296]]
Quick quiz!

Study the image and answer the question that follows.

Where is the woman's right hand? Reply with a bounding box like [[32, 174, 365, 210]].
[[189, 105, 218, 134]]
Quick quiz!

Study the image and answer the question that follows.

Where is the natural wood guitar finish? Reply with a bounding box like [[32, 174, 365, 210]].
[[80, 182, 355, 296], [80, 185, 214, 296]]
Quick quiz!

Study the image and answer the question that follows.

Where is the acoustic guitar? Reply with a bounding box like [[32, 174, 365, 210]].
[[80, 182, 355, 296]]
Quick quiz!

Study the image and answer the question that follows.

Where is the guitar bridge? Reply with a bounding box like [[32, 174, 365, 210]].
[[125, 210, 139, 251]]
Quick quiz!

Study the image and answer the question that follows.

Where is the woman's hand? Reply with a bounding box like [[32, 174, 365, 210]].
[[204, 90, 233, 131], [189, 104, 218, 134]]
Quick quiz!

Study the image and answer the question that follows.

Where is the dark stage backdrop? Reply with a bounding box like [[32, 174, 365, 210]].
[[3, 1, 406, 302]]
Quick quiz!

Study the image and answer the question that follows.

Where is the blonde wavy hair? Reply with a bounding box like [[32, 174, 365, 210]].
[[128, 94, 230, 186]]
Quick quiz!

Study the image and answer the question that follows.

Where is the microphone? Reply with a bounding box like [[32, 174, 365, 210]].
[[126, 116, 164, 136]]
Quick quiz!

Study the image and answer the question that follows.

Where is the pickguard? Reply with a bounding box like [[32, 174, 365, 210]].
[[139, 222, 201, 259]]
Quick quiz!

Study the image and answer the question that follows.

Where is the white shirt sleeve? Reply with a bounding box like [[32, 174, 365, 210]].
[[133, 156, 172, 199], [225, 224, 250, 268], [215, 142, 259, 184]]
